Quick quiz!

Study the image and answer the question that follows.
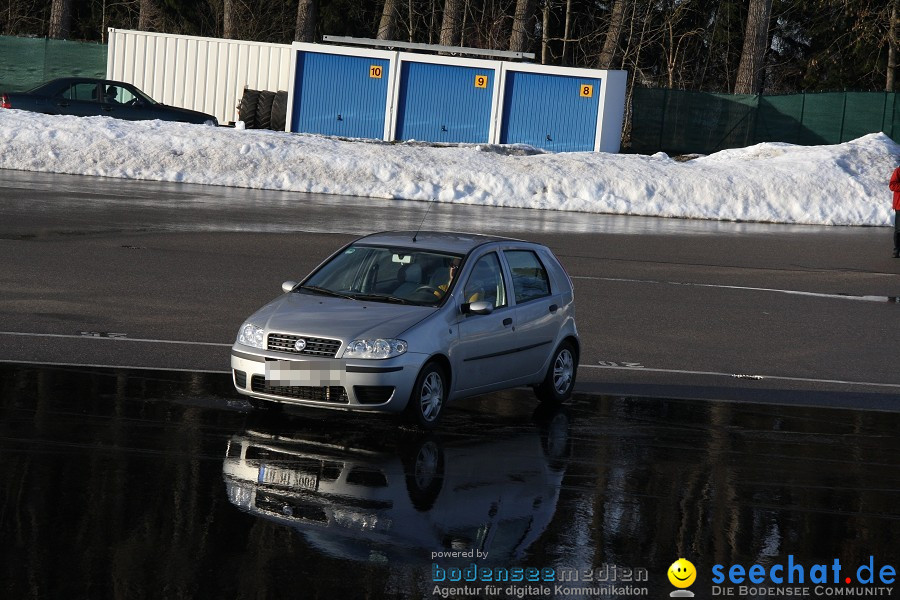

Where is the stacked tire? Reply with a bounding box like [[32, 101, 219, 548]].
[[238, 88, 288, 131]]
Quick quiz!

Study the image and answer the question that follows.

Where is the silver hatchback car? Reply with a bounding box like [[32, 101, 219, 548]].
[[230, 231, 578, 428]]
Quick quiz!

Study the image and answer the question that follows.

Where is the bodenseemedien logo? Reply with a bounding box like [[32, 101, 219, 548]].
[[668, 558, 697, 597]]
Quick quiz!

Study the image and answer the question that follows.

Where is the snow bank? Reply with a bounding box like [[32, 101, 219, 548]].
[[1, 109, 898, 226]]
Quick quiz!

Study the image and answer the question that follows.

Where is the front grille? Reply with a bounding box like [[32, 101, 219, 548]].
[[251, 375, 348, 404], [353, 385, 395, 405], [267, 333, 342, 357], [233, 370, 247, 388]]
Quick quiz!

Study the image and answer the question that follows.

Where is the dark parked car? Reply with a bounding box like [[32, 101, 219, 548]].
[[0, 77, 218, 126]]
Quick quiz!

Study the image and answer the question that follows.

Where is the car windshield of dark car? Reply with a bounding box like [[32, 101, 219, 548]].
[[302, 245, 464, 306]]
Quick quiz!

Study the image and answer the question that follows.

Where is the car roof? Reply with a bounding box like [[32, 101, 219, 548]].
[[355, 230, 528, 254]]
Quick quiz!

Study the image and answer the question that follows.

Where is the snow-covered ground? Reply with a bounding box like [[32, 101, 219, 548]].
[[1, 109, 898, 227]]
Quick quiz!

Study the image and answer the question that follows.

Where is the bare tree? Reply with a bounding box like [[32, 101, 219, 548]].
[[295, 0, 317, 42], [439, 0, 464, 46], [509, 0, 536, 53], [48, 0, 71, 39], [734, 0, 773, 94], [598, 0, 627, 69], [139, 0, 161, 31], [889, 0, 900, 91], [378, 0, 398, 40]]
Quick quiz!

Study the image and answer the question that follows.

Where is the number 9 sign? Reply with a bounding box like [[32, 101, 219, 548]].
[[474, 74, 488, 88]]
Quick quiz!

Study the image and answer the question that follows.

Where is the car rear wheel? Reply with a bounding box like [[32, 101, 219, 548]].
[[405, 362, 447, 429], [534, 341, 577, 404]]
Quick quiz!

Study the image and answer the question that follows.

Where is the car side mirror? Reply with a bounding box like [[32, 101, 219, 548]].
[[463, 300, 493, 315], [282, 280, 297, 293]]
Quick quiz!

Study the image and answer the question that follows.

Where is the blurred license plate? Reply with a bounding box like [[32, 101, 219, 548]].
[[265, 360, 343, 386], [258, 464, 318, 491]]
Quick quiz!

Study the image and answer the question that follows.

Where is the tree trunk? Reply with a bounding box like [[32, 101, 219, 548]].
[[378, 0, 398, 40], [561, 0, 572, 65], [733, 0, 772, 94], [223, 0, 236, 39], [509, 0, 536, 53], [541, 0, 550, 64], [888, 0, 900, 91], [439, 0, 464, 47], [598, 0, 626, 69], [48, 0, 71, 39], [295, 0, 317, 42]]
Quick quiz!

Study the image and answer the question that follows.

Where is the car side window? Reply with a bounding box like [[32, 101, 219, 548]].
[[59, 83, 99, 102], [463, 253, 507, 308], [504, 250, 551, 303]]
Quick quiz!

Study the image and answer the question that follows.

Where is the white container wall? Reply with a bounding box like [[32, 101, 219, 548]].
[[106, 29, 292, 125]]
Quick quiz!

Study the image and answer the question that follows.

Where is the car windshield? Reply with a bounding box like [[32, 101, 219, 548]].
[[301, 244, 464, 307]]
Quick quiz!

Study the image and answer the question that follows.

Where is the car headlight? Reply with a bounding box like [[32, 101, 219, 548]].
[[237, 322, 265, 349], [342, 338, 408, 360]]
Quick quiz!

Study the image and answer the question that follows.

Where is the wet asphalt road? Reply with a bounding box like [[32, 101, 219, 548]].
[[2, 169, 900, 599], [1, 169, 900, 407]]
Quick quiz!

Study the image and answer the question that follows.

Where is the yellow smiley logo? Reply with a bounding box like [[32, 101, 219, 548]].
[[668, 558, 697, 588]]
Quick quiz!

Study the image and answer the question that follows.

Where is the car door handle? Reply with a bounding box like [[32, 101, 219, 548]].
[[55, 101, 69, 107], [549, 304, 558, 313], [503, 318, 513, 326], [102, 106, 114, 111]]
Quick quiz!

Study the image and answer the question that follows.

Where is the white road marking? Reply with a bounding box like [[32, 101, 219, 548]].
[[0, 331, 232, 347], [582, 363, 900, 390], [571, 276, 900, 303], [0, 358, 229, 374]]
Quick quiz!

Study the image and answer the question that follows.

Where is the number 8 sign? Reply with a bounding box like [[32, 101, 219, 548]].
[[580, 84, 594, 98]]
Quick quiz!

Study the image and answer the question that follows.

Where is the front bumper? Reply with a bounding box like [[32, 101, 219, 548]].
[[230, 345, 427, 413]]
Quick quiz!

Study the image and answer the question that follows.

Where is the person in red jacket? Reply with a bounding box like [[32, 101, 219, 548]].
[[890, 166, 900, 257]]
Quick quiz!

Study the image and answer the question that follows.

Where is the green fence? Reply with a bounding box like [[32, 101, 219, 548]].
[[0, 36, 107, 92], [630, 88, 900, 155]]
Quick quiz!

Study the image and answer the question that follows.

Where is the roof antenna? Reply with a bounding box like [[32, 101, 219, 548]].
[[412, 197, 437, 243]]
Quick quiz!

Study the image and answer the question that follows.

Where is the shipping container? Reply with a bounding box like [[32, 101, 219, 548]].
[[106, 29, 292, 125]]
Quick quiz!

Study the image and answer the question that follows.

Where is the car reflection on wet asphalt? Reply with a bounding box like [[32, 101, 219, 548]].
[[2, 363, 900, 599]]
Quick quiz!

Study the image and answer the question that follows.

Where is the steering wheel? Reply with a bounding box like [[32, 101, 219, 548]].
[[414, 285, 442, 296]]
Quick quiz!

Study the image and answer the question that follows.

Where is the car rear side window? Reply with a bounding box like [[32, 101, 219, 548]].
[[59, 83, 99, 102], [504, 250, 551, 303]]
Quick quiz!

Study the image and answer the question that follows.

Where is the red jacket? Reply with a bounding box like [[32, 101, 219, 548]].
[[891, 167, 900, 210]]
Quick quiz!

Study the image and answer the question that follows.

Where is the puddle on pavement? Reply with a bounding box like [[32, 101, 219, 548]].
[[2, 364, 899, 599]]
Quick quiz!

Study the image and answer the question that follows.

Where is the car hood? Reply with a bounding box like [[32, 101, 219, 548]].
[[157, 103, 216, 122], [252, 293, 435, 342]]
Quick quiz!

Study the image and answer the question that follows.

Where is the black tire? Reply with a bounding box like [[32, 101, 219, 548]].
[[257, 91, 276, 131], [271, 91, 288, 131], [400, 435, 445, 511], [238, 88, 261, 128], [534, 341, 578, 404], [405, 362, 448, 429]]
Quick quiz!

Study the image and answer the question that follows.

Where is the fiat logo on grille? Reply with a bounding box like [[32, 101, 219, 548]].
[[294, 338, 307, 352]]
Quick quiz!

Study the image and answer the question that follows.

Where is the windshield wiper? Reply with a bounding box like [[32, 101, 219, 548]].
[[351, 293, 416, 305], [299, 285, 356, 300]]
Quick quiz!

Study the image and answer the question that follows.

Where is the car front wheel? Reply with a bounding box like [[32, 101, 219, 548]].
[[534, 341, 577, 404], [405, 362, 447, 429]]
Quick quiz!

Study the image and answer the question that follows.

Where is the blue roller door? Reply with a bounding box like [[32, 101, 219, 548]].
[[291, 52, 390, 139], [395, 62, 495, 143], [500, 71, 601, 152]]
